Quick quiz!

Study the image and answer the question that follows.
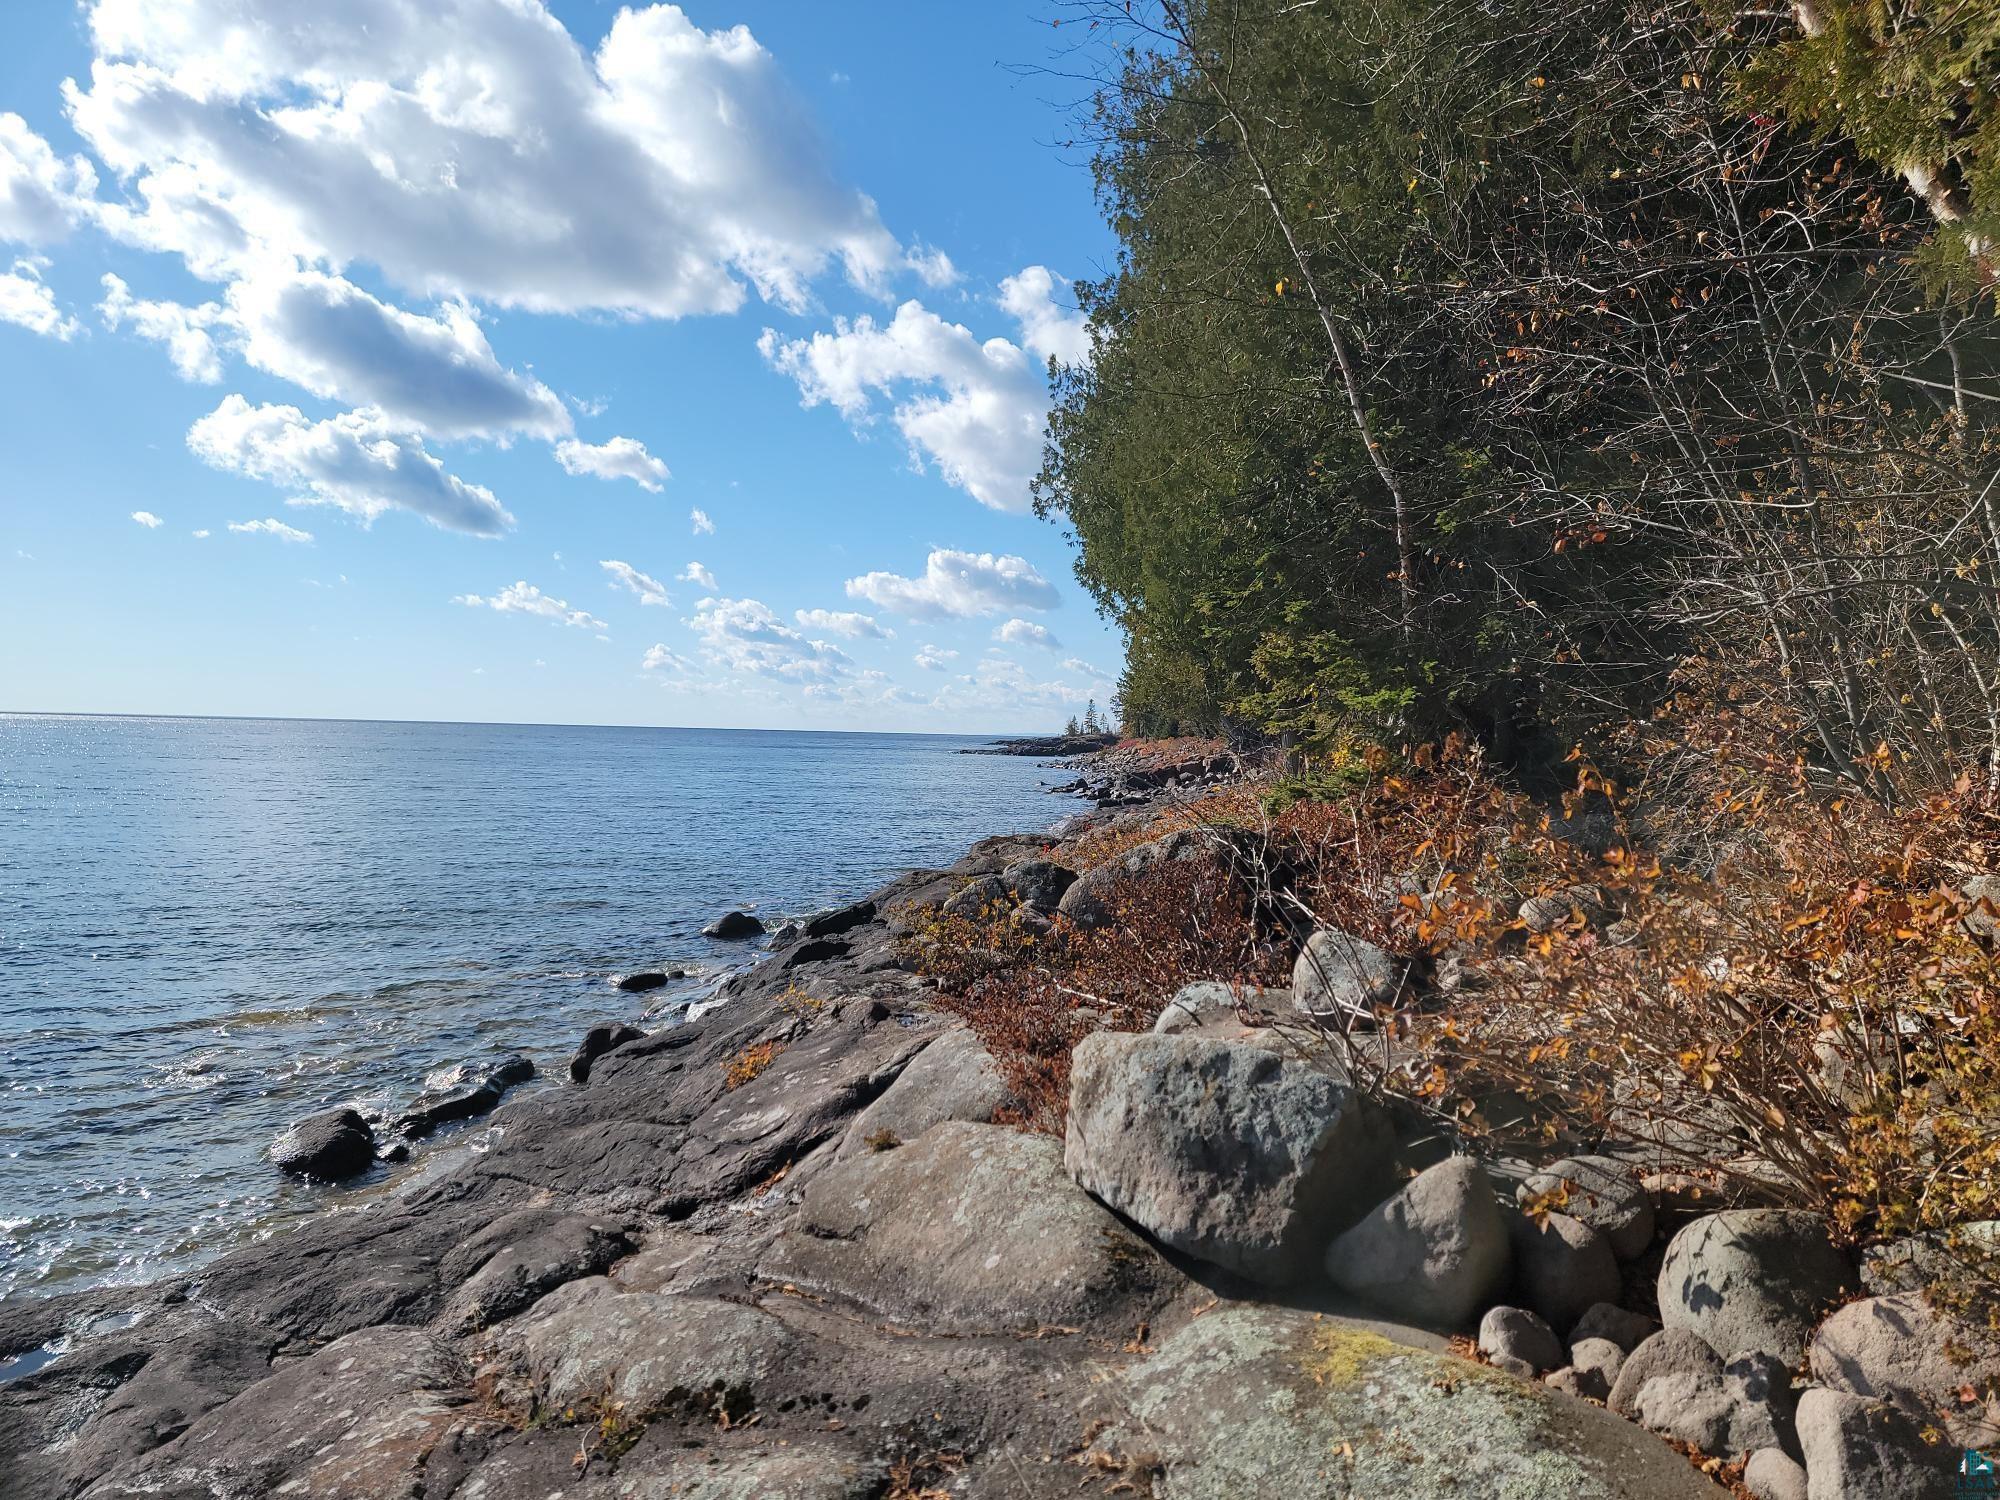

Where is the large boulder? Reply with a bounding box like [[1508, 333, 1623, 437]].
[[1795, 1386, 1958, 1500], [1517, 1156, 1656, 1260], [567, 1022, 644, 1084], [1745, 1447, 1810, 1500], [1479, 1305, 1564, 1378], [1292, 927, 1407, 1026], [1056, 829, 1234, 929], [1610, 1329, 1797, 1459], [940, 874, 1008, 919], [761, 1120, 1184, 1334], [1000, 857, 1076, 911], [1658, 1210, 1853, 1365], [1325, 1157, 1512, 1326], [1509, 1210, 1622, 1334], [1107, 1304, 1724, 1499], [1808, 1292, 2000, 1447], [268, 1107, 375, 1180], [1064, 1032, 1396, 1286], [702, 910, 765, 940], [833, 1026, 1011, 1159]]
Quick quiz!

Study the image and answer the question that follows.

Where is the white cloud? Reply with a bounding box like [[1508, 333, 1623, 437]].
[[1062, 656, 1112, 679], [680, 561, 717, 591], [846, 548, 1058, 619], [997, 265, 1091, 366], [757, 266, 1088, 512], [641, 641, 696, 674], [227, 516, 313, 542], [454, 579, 606, 630], [600, 558, 671, 607], [187, 395, 511, 536], [191, 528, 209, 538], [687, 595, 853, 683], [0, 114, 96, 244], [130, 509, 162, 527], [690, 507, 715, 535], [934, 655, 1091, 716], [905, 243, 958, 288], [794, 607, 888, 639], [994, 617, 1059, 650], [913, 643, 958, 671], [99, 273, 224, 380], [556, 435, 669, 491], [0, 257, 80, 340], [66, 1, 904, 317]]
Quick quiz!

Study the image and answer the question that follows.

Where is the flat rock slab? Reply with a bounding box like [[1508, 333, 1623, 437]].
[[437, 1212, 635, 1334], [1110, 1304, 1723, 1499], [761, 1120, 1184, 1334], [833, 1026, 1009, 1159]]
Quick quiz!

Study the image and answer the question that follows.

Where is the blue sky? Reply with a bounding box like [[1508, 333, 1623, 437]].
[[0, 2, 1124, 732]]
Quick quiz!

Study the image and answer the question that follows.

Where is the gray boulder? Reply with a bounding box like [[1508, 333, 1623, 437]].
[[1961, 873, 2000, 942], [1153, 980, 1254, 1034], [1000, 857, 1076, 911], [1517, 1156, 1655, 1260], [1064, 1031, 1396, 1286], [1658, 1210, 1853, 1365], [1860, 1222, 2000, 1296], [1611, 1329, 1797, 1460], [1479, 1305, 1564, 1379], [1109, 1304, 1723, 1498], [1056, 828, 1228, 929], [1795, 1386, 1957, 1500], [268, 1107, 375, 1180], [1519, 884, 1614, 934], [1746, 1447, 1811, 1500], [567, 1022, 644, 1084], [1509, 1210, 1622, 1334], [1568, 1336, 1626, 1398], [1325, 1157, 1511, 1326], [834, 1027, 1011, 1159], [762, 1120, 1184, 1334], [1292, 926, 1406, 1026], [1809, 1292, 2000, 1447], [702, 909, 765, 940], [940, 874, 1008, 920], [1572, 1302, 1658, 1353]]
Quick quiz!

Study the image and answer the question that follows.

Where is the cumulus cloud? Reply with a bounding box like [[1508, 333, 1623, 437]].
[[641, 641, 696, 674], [994, 617, 1059, 650], [794, 607, 888, 639], [680, 561, 716, 591], [454, 579, 606, 630], [904, 243, 958, 288], [846, 548, 1057, 619], [600, 558, 672, 607], [934, 655, 1090, 717], [0, 257, 80, 340], [687, 595, 853, 683], [131, 509, 162, 527], [99, 273, 224, 379], [187, 395, 511, 536], [556, 435, 669, 491], [690, 507, 715, 535], [757, 266, 1088, 512], [913, 643, 958, 671], [0, 114, 96, 244], [997, 265, 1091, 366], [227, 516, 313, 542]]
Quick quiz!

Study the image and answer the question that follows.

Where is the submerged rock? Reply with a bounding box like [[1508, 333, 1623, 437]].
[[614, 970, 671, 992], [268, 1107, 375, 1180], [701, 910, 765, 940], [393, 1055, 535, 1139]]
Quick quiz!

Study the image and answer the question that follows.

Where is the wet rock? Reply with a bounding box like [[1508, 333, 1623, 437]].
[[762, 1120, 1183, 1334], [615, 970, 671, 992], [1292, 926, 1406, 1026], [801, 899, 875, 939], [1517, 1155, 1655, 1260], [1509, 1210, 1622, 1334], [1795, 1386, 1957, 1500], [1571, 1301, 1658, 1353], [1063, 1031, 1396, 1286], [1480, 1305, 1563, 1378], [940, 874, 1007, 919], [568, 1022, 645, 1084], [833, 1027, 1010, 1159], [438, 1212, 636, 1334], [393, 1057, 535, 1139], [701, 909, 765, 940], [269, 1107, 375, 1180], [1658, 1210, 1853, 1365], [1745, 1447, 1811, 1500], [1325, 1157, 1512, 1326], [1808, 1292, 2000, 1447], [1109, 1304, 1722, 1498], [1000, 857, 1076, 911]]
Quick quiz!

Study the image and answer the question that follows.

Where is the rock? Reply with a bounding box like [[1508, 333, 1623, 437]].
[[615, 970, 670, 991], [1063, 1031, 1396, 1286], [1480, 1305, 1564, 1378], [1960, 873, 2000, 943], [940, 874, 1008, 919], [1809, 1292, 2000, 1447], [1325, 1158, 1512, 1326], [765, 920, 802, 946], [762, 1120, 1184, 1334], [701, 910, 765, 940], [568, 1022, 644, 1084], [833, 1027, 1011, 1159], [999, 857, 1076, 911], [1292, 926, 1406, 1026], [1152, 980, 1274, 1034], [376, 1141, 409, 1164], [801, 899, 876, 939], [269, 1107, 375, 1180], [1569, 1336, 1626, 1397], [1055, 828, 1227, 929], [1009, 904, 1054, 938], [1509, 1210, 1622, 1334], [1746, 1447, 1811, 1500], [1860, 1222, 2000, 1296], [488, 1054, 534, 1088], [1517, 1155, 1656, 1260], [1658, 1210, 1853, 1365], [1572, 1302, 1658, 1353], [1611, 1330, 1797, 1460], [1795, 1386, 1957, 1500], [1109, 1304, 1723, 1498], [392, 1056, 535, 1139], [437, 1212, 636, 1334], [1519, 884, 1614, 934], [1545, 1365, 1604, 1401]]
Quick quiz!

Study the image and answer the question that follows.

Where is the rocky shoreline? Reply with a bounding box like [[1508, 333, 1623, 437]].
[[1, 750, 1992, 1499]]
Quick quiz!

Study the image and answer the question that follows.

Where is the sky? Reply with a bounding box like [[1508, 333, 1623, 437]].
[[0, 1, 1125, 733]]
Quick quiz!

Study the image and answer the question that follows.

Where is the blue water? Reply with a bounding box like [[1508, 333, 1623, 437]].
[[0, 715, 1070, 1302]]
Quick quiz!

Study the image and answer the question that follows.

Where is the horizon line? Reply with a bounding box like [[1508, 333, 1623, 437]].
[[0, 708, 1053, 739]]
